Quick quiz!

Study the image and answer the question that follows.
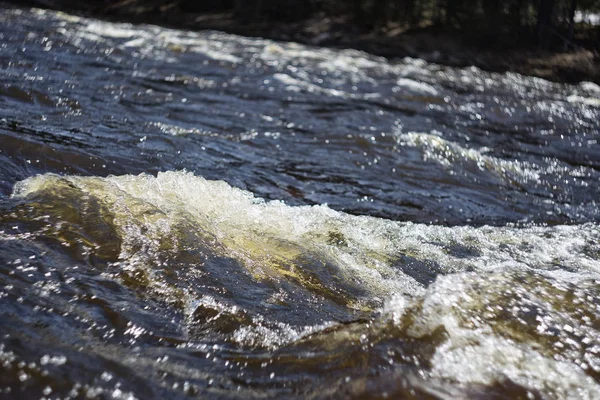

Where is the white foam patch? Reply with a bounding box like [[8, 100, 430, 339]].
[[406, 274, 600, 399], [396, 78, 439, 96], [566, 82, 600, 107], [261, 43, 383, 83], [81, 20, 139, 39], [567, 95, 600, 107], [432, 335, 600, 399], [580, 81, 600, 94], [13, 172, 600, 291], [273, 73, 347, 97], [396, 131, 543, 183], [186, 295, 335, 349], [395, 131, 594, 191], [382, 271, 600, 399], [49, 13, 243, 63]]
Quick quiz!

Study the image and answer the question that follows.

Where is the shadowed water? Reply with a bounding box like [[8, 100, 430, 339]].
[[0, 5, 599, 399]]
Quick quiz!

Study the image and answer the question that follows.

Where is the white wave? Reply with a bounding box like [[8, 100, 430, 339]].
[[567, 95, 600, 107], [13, 171, 600, 294], [10, 171, 600, 396], [273, 73, 347, 97], [396, 131, 545, 184], [395, 131, 595, 191], [384, 271, 600, 399], [396, 78, 439, 96]]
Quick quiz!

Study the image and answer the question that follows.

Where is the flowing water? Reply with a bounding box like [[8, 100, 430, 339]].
[[1, 4, 600, 399]]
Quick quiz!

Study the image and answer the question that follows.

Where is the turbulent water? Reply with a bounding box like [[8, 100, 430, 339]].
[[0, 5, 599, 399]]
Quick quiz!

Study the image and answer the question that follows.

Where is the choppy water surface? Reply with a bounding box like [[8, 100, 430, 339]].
[[0, 5, 599, 399]]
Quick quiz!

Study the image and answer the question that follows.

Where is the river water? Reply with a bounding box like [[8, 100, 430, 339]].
[[0, 5, 599, 399]]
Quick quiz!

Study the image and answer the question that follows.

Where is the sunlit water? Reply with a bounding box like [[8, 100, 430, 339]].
[[0, 5, 599, 399]]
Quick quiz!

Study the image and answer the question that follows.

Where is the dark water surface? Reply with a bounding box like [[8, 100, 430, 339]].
[[1, 5, 600, 399]]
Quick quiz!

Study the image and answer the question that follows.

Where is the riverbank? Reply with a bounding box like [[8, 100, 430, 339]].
[[199, 12, 600, 84], [8, 1, 600, 84]]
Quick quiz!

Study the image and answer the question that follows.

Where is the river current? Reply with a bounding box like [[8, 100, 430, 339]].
[[1, 5, 599, 399]]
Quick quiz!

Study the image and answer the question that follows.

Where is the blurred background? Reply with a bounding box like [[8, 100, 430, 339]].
[[9, 0, 600, 83]]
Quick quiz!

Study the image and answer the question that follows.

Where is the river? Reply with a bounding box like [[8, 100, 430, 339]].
[[1, 5, 599, 399]]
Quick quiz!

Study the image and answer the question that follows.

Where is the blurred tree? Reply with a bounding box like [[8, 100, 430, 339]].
[[567, 0, 577, 46], [536, 0, 555, 47]]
